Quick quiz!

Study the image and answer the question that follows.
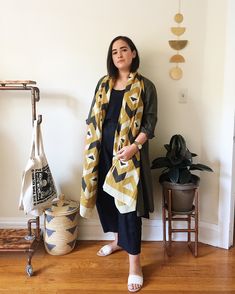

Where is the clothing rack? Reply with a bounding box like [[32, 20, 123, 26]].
[[0, 80, 42, 276]]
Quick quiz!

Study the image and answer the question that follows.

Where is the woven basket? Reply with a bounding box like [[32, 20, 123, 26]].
[[43, 194, 79, 255]]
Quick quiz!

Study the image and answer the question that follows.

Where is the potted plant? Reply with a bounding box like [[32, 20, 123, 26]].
[[151, 134, 213, 212]]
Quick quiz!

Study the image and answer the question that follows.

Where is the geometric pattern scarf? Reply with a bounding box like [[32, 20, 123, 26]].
[[80, 72, 144, 218]]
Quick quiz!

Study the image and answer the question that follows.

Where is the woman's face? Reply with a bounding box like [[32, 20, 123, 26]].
[[112, 39, 136, 72]]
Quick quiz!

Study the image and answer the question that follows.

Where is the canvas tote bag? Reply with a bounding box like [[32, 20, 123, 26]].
[[19, 120, 57, 216]]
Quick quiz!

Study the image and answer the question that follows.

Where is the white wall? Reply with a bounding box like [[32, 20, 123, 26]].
[[0, 0, 229, 246], [218, 0, 235, 248]]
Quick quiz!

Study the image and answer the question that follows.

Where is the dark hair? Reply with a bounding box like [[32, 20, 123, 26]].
[[107, 36, 140, 78]]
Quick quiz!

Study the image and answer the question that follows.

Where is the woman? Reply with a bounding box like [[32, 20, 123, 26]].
[[80, 36, 157, 292]]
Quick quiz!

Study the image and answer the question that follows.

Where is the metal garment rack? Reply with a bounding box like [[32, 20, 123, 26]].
[[0, 80, 42, 276]]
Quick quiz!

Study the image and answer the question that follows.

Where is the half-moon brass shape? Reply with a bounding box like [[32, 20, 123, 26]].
[[171, 27, 186, 36], [170, 54, 185, 63], [174, 13, 184, 23], [169, 40, 188, 50], [169, 66, 183, 80]]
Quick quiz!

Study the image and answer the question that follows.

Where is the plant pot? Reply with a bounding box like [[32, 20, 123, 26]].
[[161, 175, 200, 213]]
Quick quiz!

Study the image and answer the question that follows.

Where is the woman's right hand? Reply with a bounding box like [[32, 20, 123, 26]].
[[116, 144, 138, 162]]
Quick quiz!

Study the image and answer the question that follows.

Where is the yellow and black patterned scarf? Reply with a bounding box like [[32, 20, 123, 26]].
[[80, 72, 144, 218]]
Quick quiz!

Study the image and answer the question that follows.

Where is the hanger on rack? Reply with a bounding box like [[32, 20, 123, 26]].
[[37, 115, 42, 125]]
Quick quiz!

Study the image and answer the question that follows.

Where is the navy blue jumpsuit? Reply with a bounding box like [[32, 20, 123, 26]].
[[96, 89, 142, 255]]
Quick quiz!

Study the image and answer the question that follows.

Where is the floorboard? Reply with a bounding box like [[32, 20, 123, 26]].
[[0, 240, 235, 293]]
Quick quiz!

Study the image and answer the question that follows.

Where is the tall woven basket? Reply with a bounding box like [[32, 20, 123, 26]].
[[44, 195, 79, 255]]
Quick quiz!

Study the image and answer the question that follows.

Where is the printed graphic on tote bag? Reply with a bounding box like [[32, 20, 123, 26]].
[[32, 164, 56, 206]]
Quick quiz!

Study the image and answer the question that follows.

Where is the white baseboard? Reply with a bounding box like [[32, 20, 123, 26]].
[[77, 218, 220, 247], [0, 216, 44, 229], [0, 217, 32, 228], [0, 217, 219, 248]]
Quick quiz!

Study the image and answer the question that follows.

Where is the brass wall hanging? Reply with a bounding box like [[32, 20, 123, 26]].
[[169, 0, 188, 80]]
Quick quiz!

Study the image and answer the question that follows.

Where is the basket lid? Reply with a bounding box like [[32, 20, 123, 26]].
[[44, 194, 79, 216]]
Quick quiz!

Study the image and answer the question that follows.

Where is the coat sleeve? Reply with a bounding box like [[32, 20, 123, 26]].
[[85, 77, 104, 124], [140, 78, 158, 139]]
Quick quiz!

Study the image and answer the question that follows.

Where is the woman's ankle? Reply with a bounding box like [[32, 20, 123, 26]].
[[129, 254, 142, 275], [110, 241, 121, 249]]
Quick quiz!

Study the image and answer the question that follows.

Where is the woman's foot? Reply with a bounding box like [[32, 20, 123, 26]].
[[127, 274, 143, 293], [97, 241, 122, 256], [128, 254, 143, 292]]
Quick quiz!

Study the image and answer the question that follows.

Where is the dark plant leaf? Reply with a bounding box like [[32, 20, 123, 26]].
[[178, 159, 192, 168], [184, 150, 193, 160], [190, 163, 213, 172], [179, 169, 191, 184], [151, 157, 171, 169], [168, 167, 179, 183], [191, 175, 200, 184], [162, 167, 170, 173], [159, 173, 170, 183], [169, 135, 178, 149], [164, 144, 170, 151], [178, 135, 187, 155], [167, 149, 184, 165]]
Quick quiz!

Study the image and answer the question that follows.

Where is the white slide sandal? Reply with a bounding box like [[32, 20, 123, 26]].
[[97, 244, 121, 256], [97, 244, 113, 256], [128, 274, 143, 292]]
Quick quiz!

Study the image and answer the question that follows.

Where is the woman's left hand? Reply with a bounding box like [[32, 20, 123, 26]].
[[116, 144, 138, 161]]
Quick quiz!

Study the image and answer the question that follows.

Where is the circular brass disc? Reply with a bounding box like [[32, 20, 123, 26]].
[[169, 40, 188, 50], [171, 27, 186, 36], [174, 13, 184, 23], [169, 67, 183, 80]]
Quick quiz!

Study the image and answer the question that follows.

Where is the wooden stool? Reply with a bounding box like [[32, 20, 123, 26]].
[[162, 186, 199, 257]]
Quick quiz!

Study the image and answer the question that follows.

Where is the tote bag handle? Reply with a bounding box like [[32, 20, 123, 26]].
[[35, 120, 46, 157]]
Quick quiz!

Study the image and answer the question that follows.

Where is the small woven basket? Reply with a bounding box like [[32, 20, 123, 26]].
[[43, 194, 79, 255]]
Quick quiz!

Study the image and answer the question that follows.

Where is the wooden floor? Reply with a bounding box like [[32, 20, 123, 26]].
[[0, 240, 235, 293]]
